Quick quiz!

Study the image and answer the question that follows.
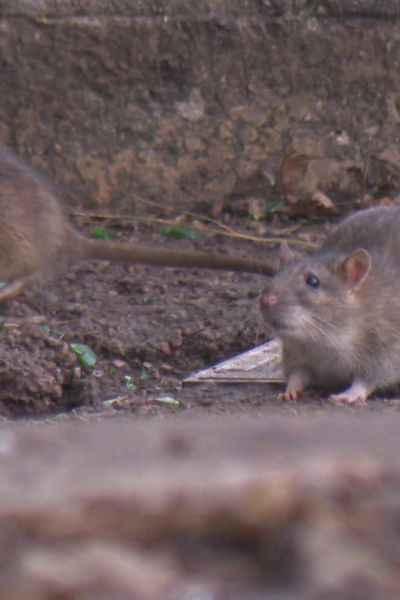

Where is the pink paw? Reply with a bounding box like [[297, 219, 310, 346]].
[[330, 392, 367, 405], [329, 379, 370, 405], [277, 390, 299, 402]]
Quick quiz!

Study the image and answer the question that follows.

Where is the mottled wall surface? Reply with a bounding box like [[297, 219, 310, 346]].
[[0, 0, 399, 210]]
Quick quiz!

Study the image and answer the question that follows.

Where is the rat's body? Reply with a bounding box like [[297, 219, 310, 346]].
[[0, 147, 274, 303], [260, 206, 400, 403]]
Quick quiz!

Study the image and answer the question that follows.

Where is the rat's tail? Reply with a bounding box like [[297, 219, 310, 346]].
[[80, 237, 275, 276]]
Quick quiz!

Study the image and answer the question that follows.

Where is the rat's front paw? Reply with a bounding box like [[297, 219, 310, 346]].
[[278, 371, 306, 402], [277, 390, 299, 402]]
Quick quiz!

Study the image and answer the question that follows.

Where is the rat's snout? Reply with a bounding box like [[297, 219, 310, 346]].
[[260, 285, 288, 332], [260, 289, 280, 309]]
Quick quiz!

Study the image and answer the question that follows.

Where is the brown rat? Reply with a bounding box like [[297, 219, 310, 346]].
[[260, 206, 400, 404], [0, 146, 274, 303]]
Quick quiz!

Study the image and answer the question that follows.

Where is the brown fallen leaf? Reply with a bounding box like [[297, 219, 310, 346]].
[[280, 154, 311, 205], [280, 153, 356, 216], [311, 190, 336, 210]]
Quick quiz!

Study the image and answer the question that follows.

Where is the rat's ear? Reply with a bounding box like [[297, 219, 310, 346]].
[[279, 242, 297, 267], [337, 248, 371, 290]]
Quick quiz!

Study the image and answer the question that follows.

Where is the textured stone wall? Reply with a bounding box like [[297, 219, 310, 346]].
[[0, 0, 400, 210]]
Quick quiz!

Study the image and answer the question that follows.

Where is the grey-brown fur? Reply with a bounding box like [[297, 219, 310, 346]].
[[260, 206, 400, 403], [0, 147, 81, 283], [0, 146, 274, 302]]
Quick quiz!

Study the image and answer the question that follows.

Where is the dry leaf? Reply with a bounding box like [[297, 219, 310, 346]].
[[280, 154, 311, 205], [311, 191, 335, 209], [280, 153, 347, 216]]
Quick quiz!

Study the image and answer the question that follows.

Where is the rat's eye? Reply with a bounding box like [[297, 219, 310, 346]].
[[305, 273, 320, 288]]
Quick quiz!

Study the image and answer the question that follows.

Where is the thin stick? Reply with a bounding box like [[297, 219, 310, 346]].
[[72, 210, 319, 249], [131, 197, 317, 245]]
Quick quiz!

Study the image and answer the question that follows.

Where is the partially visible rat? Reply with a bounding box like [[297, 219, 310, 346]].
[[0, 146, 275, 303], [260, 206, 400, 404]]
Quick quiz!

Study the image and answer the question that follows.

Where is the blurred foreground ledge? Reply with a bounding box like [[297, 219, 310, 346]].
[[0, 413, 399, 599]]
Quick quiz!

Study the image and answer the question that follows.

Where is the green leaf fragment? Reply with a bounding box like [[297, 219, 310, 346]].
[[140, 368, 151, 381], [70, 343, 97, 367], [154, 395, 181, 408], [108, 365, 118, 377], [103, 396, 127, 406], [102, 398, 117, 406], [123, 375, 136, 390], [264, 199, 285, 213], [160, 225, 202, 240], [90, 227, 117, 240], [248, 210, 263, 222]]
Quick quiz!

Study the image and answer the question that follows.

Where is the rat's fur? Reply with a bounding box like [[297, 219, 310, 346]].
[[260, 207, 400, 403]]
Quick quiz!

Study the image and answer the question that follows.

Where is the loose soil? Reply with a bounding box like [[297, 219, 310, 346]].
[[1, 215, 399, 420]]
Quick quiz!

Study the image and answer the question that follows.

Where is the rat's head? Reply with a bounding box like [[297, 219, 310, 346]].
[[260, 243, 371, 344]]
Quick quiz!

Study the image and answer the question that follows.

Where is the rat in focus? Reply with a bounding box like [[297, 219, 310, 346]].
[[260, 206, 400, 404], [0, 146, 274, 303]]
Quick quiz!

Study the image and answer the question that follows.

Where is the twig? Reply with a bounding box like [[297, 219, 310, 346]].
[[132, 196, 244, 234], [72, 210, 319, 249]]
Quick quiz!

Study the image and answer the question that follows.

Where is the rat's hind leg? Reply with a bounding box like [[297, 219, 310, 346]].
[[0, 276, 33, 302], [330, 378, 372, 405]]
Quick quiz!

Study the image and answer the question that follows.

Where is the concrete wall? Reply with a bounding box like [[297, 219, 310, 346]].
[[0, 0, 400, 210]]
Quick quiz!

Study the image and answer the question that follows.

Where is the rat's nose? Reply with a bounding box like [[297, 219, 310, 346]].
[[260, 290, 279, 308]]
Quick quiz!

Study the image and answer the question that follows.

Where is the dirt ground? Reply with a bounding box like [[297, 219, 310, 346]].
[[0, 212, 398, 421]]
